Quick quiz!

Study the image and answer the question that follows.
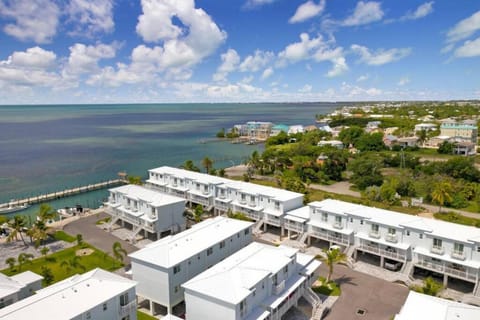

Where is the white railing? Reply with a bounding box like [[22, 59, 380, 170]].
[[430, 246, 445, 255], [273, 280, 285, 295], [386, 234, 398, 243], [310, 229, 349, 245], [333, 222, 343, 230], [265, 216, 281, 226], [284, 221, 304, 233], [416, 260, 477, 281], [451, 251, 466, 261], [369, 231, 381, 239], [190, 195, 210, 206], [239, 199, 247, 205], [214, 201, 230, 211], [119, 300, 136, 318], [359, 243, 406, 260]]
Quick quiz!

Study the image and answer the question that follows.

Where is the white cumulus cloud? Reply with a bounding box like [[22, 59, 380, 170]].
[[278, 33, 323, 64], [357, 74, 369, 82], [446, 10, 480, 44], [0, 0, 59, 43], [454, 37, 480, 58], [397, 76, 410, 86], [289, 0, 326, 24], [213, 49, 240, 82], [66, 0, 114, 36], [64, 43, 118, 76], [401, 2, 434, 21], [239, 50, 274, 72], [351, 44, 411, 65], [2, 47, 56, 69], [261, 67, 274, 80], [298, 84, 312, 93], [243, 0, 277, 9], [342, 1, 384, 27]]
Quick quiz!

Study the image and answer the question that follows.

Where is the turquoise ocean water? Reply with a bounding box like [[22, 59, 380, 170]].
[[0, 103, 338, 221]]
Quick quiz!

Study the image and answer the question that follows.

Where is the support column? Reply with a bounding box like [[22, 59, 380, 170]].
[[307, 236, 311, 246], [263, 221, 267, 232], [281, 226, 285, 237], [167, 305, 173, 315], [287, 229, 291, 239], [121, 220, 125, 227], [353, 249, 358, 261], [443, 274, 448, 287], [380, 256, 385, 268], [144, 229, 148, 238], [149, 300, 154, 315]]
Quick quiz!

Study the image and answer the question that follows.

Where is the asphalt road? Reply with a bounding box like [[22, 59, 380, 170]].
[[63, 212, 138, 265], [319, 264, 409, 320]]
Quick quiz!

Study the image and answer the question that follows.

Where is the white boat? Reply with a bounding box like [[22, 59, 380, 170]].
[[0, 203, 30, 215]]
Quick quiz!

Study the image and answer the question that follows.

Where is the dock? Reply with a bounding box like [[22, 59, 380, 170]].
[[1, 179, 126, 208]]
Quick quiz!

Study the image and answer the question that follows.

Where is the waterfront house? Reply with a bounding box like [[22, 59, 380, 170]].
[[440, 119, 478, 144], [395, 291, 480, 319], [104, 184, 186, 243], [0, 268, 137, 320], [182, 242, 321, 320], [304, 199, 480, 293], [146, 166, 304, 232], [270, 124, 289, 136], [129, 216, 253, 316], [317, 140, 344, 149], [0, 271, 43, 309], [287, 125, 304, 135]]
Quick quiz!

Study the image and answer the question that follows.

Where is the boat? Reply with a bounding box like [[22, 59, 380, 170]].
[[0, 203, 30, 215]]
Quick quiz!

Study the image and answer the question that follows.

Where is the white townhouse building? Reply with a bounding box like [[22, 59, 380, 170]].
[[104, 184, 186, 242], [304, 199, 480, 293], [395, 291, 480, 320], [0, 268, 137, 320], [182, 242, 321, 320], [146, 166, 304, 232], [0, 271, 43, 309], [129, 216, 254, 316]]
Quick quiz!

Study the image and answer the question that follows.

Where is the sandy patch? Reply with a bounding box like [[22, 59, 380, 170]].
[[418, 211, 434, 219], [76, 248, 94, 256]]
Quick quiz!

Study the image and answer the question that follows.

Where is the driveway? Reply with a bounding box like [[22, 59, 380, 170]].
[[320, 264, 409, 320], [63, 212, 138, 265]]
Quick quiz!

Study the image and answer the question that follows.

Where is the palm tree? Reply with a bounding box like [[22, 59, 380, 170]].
[[60, 256, 86, 273], [201, 156, 213, 174], [322, 248, 347, 283], [27, 220, 48, 248], [422, 276, 443, 296], [40, 246, 50, 259], [36, 203, 57, 223], [181, 160, 200, 172], [5, 257, 16, 272], [7, 215, 28, 246], [431, 180, 453, 212], [17, 252, 34, 271], [194, 205, 204, 223], [112, 242, 128, 263]]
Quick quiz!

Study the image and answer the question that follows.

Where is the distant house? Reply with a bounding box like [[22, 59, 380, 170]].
[[247, 121, 273, 140], [383, 135, 398, 147], [453, 141, 477, 156], [365, 121, 381, 133], [316, 154, 329, 165], [304, 125, 318, 132], [317, 140, 344, 149], [288, 125, 304, 135], [396, 136, 419, 148], [0, 271, 43, 309], [270, 124, 289, 136], [414, 123, 437, 132], [440, 120, 478, 144], [383, 127, 398, 136], [427, 135, 451, 147]]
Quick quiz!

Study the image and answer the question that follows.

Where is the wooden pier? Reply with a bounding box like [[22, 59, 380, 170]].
[[1, 179, 126, 208]]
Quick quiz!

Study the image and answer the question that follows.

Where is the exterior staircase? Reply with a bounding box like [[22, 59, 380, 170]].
[[298, 232, 309, 244], [303, 287, 322, 320], [253, 218, 265, 236], [104, 216, 120, 231], [129, 225, 144, 244]]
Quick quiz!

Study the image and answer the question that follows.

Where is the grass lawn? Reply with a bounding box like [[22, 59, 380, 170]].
[[52, 230, 76, 243], [434, 212, 480, 227], [313, 277, 341, 296], [137, 311, 157, 320], [1, 244, 123, 284]]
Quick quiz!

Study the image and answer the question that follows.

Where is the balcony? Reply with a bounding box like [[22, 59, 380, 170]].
[[214, 201, 230, 211], [451, 250, 466, 261], [248, 202, 256, 207], [333, 222, 343, 230], [415, 260, 476, 282], [273, 280, 285, 295], [239, 199, 247, 205], [430, 246, 445, 255], [386, 234, 398, 243], [284, 221, 304, 233], [310, 228, 349, 245], [369, 231, 381, 239], [119, 300, 136, 318], [359, 243, 406, 260]]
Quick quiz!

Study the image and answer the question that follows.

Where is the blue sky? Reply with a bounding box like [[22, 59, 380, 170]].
[[0, 0, 479, 104]]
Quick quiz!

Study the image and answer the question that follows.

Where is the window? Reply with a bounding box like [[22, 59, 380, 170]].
[[433, 238, 442, 248], [250, 195, 255, 202], [120, 293, 129, 306], [274, 201, 280, 210], [360, 220, 364, 225], [173, 264, 181, 274], [477, 246, 480, 252], [350, 217, 353, 223], [321, 213, 328, 222], [122, 316, 130, 320], [86, 312, 91, 319], [419, 234, 423, 239], [237, 232, 240, 238], [283, 265, 288, 274], [103, 303, 107, 311], [388, 228, 396, 235], [245, 229, 250, 235], [371, 224, 379, 233], [454, 243, 464, 253], [219, 240, 225, 249], [174, 285, 180, 293], [207, 247, 213, 256], [272, 274, 278, 285], [406, 230, 410, 236]]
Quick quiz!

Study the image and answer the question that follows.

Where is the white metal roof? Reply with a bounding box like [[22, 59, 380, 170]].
[[395, 291, 480, 320], [285, 206, 310, 221], [0, 268, 136, 320], [109, 184, 185, 207], [129, 216, 253, 268], [10, 271, 43, 285], [149, 166, 303, 202], [182, 242, 301, 305]]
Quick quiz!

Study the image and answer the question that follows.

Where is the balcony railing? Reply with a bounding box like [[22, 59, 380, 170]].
[[415, 260, 476, 281], [284, 221, 304, 232], [248, 202, 256, 207], [451, 250, 466, 261], [239, 199, 247, 205], [119, 300, 136, 318], [214, 201, 230, 211], [190, 195, 210, 206], [310, 229, 349, 245], [359, 243, 406, 260], [369, 231, 381, 239], [333, 222, 343, 230], [430, 246, 445, 255], [386, 234, 398, 243], [265, 216, 281, 227], [273, 280, 285, 295]]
